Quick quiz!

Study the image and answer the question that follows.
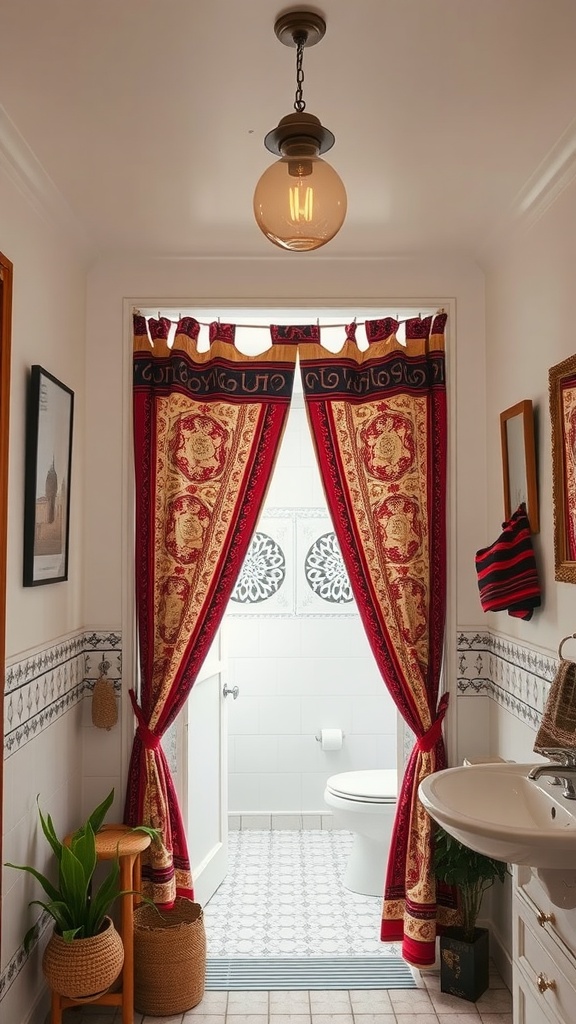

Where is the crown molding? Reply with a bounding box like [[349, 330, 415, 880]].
[[512, 117, 576, 227], [0, 103, 92, 259], [479, 118, 576, 263]]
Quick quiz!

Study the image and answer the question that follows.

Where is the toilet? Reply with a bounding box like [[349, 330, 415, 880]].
[[324, 769, 398, 897]]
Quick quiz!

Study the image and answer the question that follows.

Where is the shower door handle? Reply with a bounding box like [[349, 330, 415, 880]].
[[223, 684, 240, 700]]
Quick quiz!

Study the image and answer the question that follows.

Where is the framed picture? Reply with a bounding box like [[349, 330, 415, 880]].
[[500, 399, 539, 533], [549, 355, 576, 583], [23, 366, 74, 586]]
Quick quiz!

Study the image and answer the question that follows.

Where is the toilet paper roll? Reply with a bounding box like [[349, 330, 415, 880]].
[[320, 728, 343, 751]]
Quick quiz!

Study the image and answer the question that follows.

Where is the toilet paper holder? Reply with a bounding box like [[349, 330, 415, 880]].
[[315, 730, 346, 742]]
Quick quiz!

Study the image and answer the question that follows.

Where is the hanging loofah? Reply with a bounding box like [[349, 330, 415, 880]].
[[92, 676, 118, 730]]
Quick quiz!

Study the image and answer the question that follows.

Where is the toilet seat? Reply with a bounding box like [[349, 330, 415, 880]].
[[326, 769, 397, 804]]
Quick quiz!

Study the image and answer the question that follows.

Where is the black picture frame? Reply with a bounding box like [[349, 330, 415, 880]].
[[23, 365, 74, 586]]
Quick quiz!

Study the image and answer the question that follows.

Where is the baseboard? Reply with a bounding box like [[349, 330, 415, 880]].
[[229, 812, 334, 831], [27, 986, 49, 1024]]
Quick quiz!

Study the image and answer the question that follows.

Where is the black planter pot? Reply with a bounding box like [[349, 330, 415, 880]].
[[440, 926, 489, 1002]]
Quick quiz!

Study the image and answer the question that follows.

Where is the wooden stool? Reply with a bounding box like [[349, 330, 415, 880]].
[[51, 824, 151, 1024]]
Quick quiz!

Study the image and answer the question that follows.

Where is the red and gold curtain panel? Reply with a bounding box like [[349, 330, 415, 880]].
[[299, 314, 456, 966], [125, 315, 297, 904]]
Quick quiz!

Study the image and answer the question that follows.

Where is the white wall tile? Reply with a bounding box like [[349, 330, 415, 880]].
[[259, 772, 301, 812], [229, 656, 279, 695], [351, 695, 397, 734], [223, 618, 260, 657], [258, 695, 301, 735], [258, 619, 302, 658], [300, 696, 354, 737], [300, 617, 371, 658], [227, 694, 260, 735], [301, 772, 332, 812], [229, 773, 260, 813], [235, 735, 279, 773]]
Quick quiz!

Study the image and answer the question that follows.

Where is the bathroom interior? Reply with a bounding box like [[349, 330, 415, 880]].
[[3, 3, 576, 1023], [192, 313, 406, 970]]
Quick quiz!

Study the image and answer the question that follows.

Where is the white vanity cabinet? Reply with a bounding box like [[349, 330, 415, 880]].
[[513, 866, 576, 1024]]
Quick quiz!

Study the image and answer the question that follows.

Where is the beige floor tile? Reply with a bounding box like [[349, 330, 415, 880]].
[[421, 975, 441, 992], [227, 992, 269, 1012], [183, 1016, 226, 1024], [270, 993, 311, 1012], [142, 1016, 185, 1023], [186, 993, 228, 1014], [437, 1014, 480, 1023], [194, 992, 229, 1010], [309, 992, 352, 1012], [388, 989, 435, 1013], [349, 990, 393, 1013], [351, 1015, 396, 1023], [226, 1016, 268, 1024], [310, 1014, 354, 1024], [429, 987, 479, 1013], [393, 1015, 439, 1023], [478, 1015, 513, 1024], [269, 1015, 311, 1024], [474, 989, 513, 1012]]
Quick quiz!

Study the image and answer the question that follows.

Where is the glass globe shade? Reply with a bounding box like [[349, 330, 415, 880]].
[[253, 151, 347, 251]]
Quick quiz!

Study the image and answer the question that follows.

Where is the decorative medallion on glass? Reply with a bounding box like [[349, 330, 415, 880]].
[[304, 531, 353, 603], [231, 532, 286, 603]]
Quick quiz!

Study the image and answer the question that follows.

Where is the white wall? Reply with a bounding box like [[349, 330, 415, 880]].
[[0, 171, 88, 1023], [224, 397, 398, 819]]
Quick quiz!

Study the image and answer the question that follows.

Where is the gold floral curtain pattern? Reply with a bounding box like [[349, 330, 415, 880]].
[[299, 313, 455, 966], [125, 315, 298, 904]]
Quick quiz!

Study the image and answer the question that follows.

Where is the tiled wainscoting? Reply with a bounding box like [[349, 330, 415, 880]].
[[1, 626, 553, 1010], [457, 629, 558, 727], [3, 629, 122, 760]]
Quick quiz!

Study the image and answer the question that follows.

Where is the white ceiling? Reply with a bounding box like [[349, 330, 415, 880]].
[[1, 0, 576, 261]]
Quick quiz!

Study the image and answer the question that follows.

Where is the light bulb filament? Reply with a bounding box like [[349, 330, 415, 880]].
[[289, 185, 314, 223]]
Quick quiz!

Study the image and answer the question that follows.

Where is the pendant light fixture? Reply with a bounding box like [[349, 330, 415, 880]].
[[253, 10, 347, 252]]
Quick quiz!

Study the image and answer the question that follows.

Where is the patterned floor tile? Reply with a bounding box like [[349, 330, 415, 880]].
[[203, 830, 398, 959]]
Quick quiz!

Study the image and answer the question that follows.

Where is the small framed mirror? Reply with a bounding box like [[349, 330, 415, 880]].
[[500, 399, 539, 533], [549, 355, 576, 582]]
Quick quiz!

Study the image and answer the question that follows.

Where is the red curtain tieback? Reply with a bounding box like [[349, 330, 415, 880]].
[[129, 688, 161, 750], [416, 693, 450, 753]]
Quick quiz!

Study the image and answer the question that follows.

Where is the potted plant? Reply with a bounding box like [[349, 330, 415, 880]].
[[6, 788, 158, 1001], [433, 826, 507, 1001]]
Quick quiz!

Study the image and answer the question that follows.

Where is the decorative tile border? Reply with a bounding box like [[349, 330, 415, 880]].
[[4, 630, 122, 758], [457, 629, 558, 729], [0, 912, 50, 1001]]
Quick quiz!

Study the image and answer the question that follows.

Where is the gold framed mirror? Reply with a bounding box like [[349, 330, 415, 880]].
[[500, 399, 539, 533], [549, 354, 576, 582]]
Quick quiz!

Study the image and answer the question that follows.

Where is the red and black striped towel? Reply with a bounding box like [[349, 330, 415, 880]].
[[475, 505, 541, 621]]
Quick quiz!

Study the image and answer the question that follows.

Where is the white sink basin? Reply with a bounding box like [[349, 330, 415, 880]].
[[418, 762, 576, 869]]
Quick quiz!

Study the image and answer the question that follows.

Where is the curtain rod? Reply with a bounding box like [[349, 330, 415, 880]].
[[133, 308, 446, 331]]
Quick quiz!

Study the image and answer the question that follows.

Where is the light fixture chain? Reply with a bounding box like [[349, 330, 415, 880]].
[[294, 31, 307, 112]]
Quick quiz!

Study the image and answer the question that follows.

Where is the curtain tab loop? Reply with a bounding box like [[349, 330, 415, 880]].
[[128, 688, 161, 750], [416, 692, 450, 753]]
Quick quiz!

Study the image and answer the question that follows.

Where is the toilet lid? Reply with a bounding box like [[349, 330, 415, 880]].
[[326, 769, 397, 802]]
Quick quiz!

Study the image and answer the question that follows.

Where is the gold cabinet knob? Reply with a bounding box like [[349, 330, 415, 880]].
[[536, 972, 556, 993], [536, 908, 556, 927]]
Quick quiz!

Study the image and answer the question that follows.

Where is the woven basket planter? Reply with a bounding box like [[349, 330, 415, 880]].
[[42, 916, 124, 1001], [134, 898, 206, 1016]]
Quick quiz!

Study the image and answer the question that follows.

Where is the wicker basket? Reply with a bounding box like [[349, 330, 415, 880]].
[[134, 897, 206, 1016], [42, 916, 124, 1001]]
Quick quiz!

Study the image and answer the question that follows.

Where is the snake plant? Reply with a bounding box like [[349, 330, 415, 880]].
[[6, 788, 158, 948]]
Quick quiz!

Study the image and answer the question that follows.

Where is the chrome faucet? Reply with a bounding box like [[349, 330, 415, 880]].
[[528, 748, 576, 800]]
